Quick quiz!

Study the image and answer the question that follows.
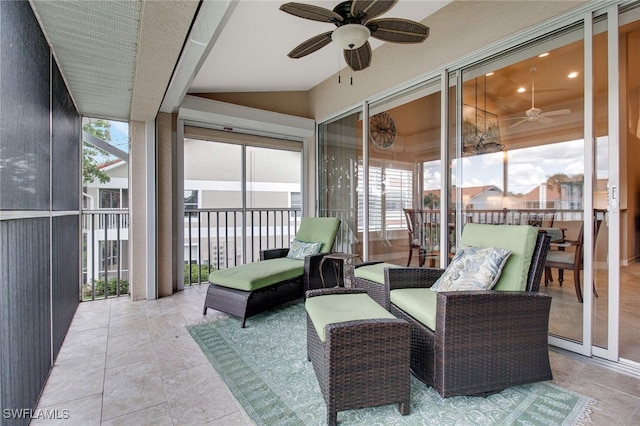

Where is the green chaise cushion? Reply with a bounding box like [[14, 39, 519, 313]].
[[305, 293, 395, 342], [390, 288, 438, 331], [295, 217, 341, 254], [353, 262, 402, 284], [209, 258, 303, 291], [460, 224, 538, 291]]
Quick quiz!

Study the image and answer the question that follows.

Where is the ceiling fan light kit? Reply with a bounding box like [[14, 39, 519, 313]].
[[506, 66, 571, 131], [331, 24, 371, 50], [280, 0, 429, 72]]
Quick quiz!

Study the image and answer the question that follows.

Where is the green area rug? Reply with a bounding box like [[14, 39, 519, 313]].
[[188, 302, 597, 425]]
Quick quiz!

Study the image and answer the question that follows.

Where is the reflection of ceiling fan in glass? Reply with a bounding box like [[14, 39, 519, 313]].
[[506, 67, 571, 131]]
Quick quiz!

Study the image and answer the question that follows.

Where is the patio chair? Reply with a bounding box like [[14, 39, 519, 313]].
[[202, 217, 340, 327], [403, 208, 439, 267], [544, 214, 603, 302], [385, 224, 552, 398]]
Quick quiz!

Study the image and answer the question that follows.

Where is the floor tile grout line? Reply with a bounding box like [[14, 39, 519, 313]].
[[99, 298, 113, 424]]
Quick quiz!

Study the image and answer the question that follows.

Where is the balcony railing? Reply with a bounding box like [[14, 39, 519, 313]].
[[80, 207, 586, 298], [82, 209, 129, 300], [183, 208, 305, 285]]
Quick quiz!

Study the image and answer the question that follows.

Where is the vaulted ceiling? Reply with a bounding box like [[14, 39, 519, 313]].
[[30, 0, 448, 122]]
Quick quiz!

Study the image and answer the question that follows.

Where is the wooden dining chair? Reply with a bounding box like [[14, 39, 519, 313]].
[[544, 215, 603, 303], [403, 209, 426, 267], [403, 209, 439, 267]]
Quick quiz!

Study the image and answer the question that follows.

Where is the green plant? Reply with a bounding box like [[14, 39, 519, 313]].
[[184, 264, 214, 285], [84, 278, 129, 299]]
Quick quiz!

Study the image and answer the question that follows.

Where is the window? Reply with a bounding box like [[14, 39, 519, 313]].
[[357, 164, 413, 232], [184, 190, 198, 212], [290, 192, 301, 209]]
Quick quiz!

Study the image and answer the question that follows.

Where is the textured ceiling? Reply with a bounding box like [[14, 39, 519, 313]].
[[31, 0, 142, 120]]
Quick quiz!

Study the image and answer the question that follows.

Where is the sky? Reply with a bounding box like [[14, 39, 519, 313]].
[[84, 118, 129, 165], [424, 137, 610, 195], [109, 120, 129, 153]]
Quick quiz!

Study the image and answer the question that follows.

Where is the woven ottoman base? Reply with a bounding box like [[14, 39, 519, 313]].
[[305, 288, 410, 426]]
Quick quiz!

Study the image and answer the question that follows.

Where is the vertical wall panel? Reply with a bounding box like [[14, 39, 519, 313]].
[[52, 61, 80, 211], [0, 219, 51, 422], [51, 215, 80, 361], [1, 1, 81, 423], [0, 0, 51, 211]]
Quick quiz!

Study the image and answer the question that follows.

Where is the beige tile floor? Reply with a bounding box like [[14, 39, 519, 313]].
[[34, 284, 640, 425]]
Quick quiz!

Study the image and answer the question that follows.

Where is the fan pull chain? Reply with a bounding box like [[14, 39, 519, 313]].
[[338, 50, 341, 84]]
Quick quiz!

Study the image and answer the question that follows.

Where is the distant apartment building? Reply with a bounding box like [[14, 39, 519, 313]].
[[83, 138, 302, 283]]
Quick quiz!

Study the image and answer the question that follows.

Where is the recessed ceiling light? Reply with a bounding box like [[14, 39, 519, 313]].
[[538, 52, 549, 58], [517, 87, 526, 93], [568, 71, 579, 78], [485, 72, 494, 76]]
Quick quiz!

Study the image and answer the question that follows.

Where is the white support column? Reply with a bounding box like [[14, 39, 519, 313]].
[[129, 120, 157, 300]]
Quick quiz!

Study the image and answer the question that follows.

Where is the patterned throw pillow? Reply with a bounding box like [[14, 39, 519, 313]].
[[286, 239, 323, 260], [431, 246, 512, 292]]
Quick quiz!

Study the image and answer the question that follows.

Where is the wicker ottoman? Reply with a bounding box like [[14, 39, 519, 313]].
[[305, 288, 410, 426]]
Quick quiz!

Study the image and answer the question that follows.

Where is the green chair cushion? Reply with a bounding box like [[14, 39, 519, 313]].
[[353, 262, 402, 284], [295, 217, 341, 254], [305, 293, 395, 342], [460, 224, 538, 291], [209, 257, 304, 291], [390, 288, 438, 331]]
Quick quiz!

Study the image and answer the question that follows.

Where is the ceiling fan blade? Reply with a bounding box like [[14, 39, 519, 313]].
[[540, 108, 571, 117], [508, 119, 528, 131], [537, 116, 554, 124], [367, 18, 429, 43], [351, 0, 398, 22], [287, 31, 333, 58], [279, 2, 343, 23], [344, 41, 372, 71]]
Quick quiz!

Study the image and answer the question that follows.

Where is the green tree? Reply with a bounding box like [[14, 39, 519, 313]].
[[423, 192, 440, 209], [83, 119, 112, 184], [545, 173, 570, 192]]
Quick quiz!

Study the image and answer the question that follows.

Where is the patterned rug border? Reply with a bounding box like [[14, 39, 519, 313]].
[[189, 302, 599, 426]]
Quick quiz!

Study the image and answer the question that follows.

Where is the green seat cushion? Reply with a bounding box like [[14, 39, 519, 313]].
[[460, 224, 538, 291], [353, 262, 402, 284], [209, 257, 303, 291], [305, 293, 395, 342], [295, 217, 341, 254], [390, 288, 438, 331]]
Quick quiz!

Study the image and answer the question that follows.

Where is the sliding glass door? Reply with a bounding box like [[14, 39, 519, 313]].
[[317, 2, 639, 364], [318, 79, 442, 266]]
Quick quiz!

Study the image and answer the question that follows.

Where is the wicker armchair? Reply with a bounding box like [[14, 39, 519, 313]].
[[386, 224, 552, 398]]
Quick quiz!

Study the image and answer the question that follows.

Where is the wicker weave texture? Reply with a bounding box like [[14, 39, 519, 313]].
[[387, 232, 553, 398], [202, 229, 340, 327], [203, 277, 302, 327], [306, 289, 411, 426]]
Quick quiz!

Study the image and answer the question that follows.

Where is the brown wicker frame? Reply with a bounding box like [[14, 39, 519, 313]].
[[352, 261, 391, 308], [386, 232, 552, 398], [306, 288, 411, 426], [203, 247, 338, 328]]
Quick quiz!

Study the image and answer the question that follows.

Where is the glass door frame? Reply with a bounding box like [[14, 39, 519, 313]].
[[316, 1, 628, 363], [545, 6, 620, 361]]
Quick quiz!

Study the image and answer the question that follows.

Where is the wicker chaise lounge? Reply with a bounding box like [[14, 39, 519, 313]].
[[386, 224, 552, 398], [202, 217, 340, 327], [305, 287, 410, 426]]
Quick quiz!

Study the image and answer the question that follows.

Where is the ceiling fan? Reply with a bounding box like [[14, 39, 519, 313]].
[[506, 67, 571, 131], [279, 0, 430, 72]]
